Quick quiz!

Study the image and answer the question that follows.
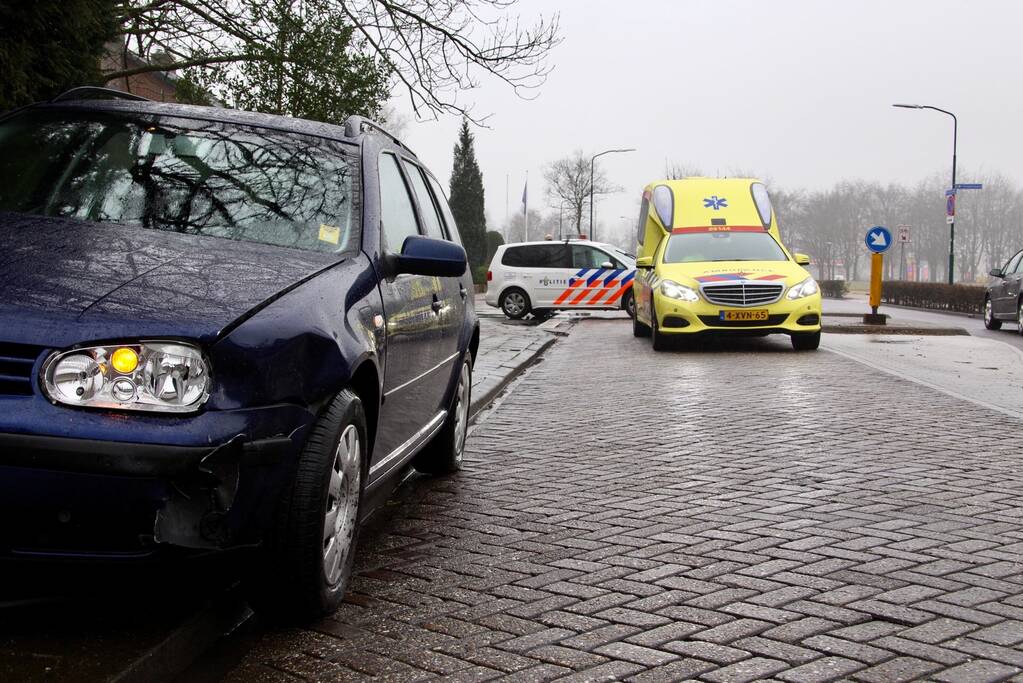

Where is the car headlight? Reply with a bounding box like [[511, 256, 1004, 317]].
[[660, 280, 700, 302], [42, 342, 210, 413], [787, 277, 819, 300]]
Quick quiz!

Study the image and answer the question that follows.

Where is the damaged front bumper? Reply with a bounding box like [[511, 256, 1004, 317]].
[[0, 411, 310, 559]]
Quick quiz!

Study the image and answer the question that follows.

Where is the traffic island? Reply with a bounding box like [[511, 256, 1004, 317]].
[[862, 312, 888, 325], [822, 313, 968, 335]]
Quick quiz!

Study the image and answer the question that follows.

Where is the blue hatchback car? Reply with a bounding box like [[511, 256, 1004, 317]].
[[0, 89, 479, 619]]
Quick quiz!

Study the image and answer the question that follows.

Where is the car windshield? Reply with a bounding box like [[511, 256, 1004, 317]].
[[663, 231, 788, 263], [0, 111, 357, 254]]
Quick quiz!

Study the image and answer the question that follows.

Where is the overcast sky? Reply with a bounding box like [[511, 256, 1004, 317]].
[[394, 0, 1023, 241]]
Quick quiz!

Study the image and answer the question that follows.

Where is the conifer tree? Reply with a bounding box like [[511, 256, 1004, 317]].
[[449, 120, 487, 271], [0, 0, 118, 109]]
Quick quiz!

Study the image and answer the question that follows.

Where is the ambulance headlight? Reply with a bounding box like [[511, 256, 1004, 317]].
[[660, 280, 700, 302], [787, 277, 819, 300]]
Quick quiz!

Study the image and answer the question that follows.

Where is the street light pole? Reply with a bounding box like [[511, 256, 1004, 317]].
[[893, 104, 958, 284], [589, 148, 635, 241]]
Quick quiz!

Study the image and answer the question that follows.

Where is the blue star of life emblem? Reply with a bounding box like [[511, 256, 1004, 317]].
[[703, 195, 728, 210]]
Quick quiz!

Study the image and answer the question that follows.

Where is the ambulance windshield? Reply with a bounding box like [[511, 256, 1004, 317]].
[[663, 231, 787, 263]]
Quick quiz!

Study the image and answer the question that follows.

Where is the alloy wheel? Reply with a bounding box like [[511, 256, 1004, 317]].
[[323, 424, 361, 586], [504, 292, 526, 317], [453, 361, 470, 462]]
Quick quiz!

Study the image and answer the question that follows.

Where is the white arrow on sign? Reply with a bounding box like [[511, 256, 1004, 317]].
[[870, 231, 888, 247]]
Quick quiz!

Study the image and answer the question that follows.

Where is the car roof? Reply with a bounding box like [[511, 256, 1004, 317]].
[[16, 99, 409, 152], [503, 240, 621, 250]]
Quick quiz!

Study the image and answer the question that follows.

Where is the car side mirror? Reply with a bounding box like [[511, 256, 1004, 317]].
[[600, 261, 614, 269], [794, 253, 811, 266], [394, 235, 467, 277], [990, 268, 1005, 278], [636, 256, 653, 268]]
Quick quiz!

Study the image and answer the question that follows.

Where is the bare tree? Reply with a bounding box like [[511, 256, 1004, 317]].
[[664, 162, 702, 180], [109, 0, 560, 122], [543, 151, 615, 238], [503, 208, 550, 243]]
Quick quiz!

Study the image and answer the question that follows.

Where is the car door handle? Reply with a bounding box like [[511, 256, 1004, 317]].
[[459, 285, 467, 299], [431, 295, 443, 313]]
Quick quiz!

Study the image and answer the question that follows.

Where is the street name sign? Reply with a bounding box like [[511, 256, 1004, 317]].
[[955, 183, 983, 190], [865, 226, 892, 253]]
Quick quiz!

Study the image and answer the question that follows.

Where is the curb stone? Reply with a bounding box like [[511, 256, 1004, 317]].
[[470, 336, 557, 420]]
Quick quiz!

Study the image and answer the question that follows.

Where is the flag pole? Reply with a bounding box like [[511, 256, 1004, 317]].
[[523, 172, 529, 242]]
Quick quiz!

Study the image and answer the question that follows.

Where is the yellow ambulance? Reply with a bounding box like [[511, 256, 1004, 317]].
[[631, 178, 821, 351]]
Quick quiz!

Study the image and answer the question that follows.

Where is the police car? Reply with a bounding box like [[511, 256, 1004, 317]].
[[485, 240, 636, 319]]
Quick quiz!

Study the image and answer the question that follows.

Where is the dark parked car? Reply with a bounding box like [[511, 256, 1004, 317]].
[[0, 88, 478, 619], [985, 249, 1023, 332]]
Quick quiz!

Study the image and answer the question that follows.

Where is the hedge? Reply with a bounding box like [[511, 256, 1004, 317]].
[[880, 280, 985, 314], [818, 280, 849, 299]]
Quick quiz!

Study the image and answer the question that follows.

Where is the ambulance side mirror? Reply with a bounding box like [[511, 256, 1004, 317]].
[[794, 253, 811, 266], [636, 256, 653, 268]]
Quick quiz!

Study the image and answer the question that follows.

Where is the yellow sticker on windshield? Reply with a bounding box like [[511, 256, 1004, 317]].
[[318, 224, 340, 245]]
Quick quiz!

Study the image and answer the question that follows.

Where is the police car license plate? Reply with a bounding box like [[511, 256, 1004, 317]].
[[720, 309, 768, 321]]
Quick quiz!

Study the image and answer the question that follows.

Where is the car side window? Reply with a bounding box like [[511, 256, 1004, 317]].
[[502, 246, 526, 267], [537, 244, 571, 268], [599, 250, 626, 269], [425, 173, 464, 246], [378, 152, 421, 252], [1011, 251, 1023, 274], [572, 245, 611, 269], [502, 245, 568, 268], [403, 161, 447, 241]]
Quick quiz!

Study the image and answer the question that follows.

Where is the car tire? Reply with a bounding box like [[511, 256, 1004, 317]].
[[500, 288, 530, 320], [984, 296, 1001, 330], [622, 290, 636, 319], [791, 331, 821, 351], [246, 389, 366, 622], [1017, 299, 1023, 336], [633, 308, 651, 337], [414, 356, 472, 475], [651, 302, 670, 351]]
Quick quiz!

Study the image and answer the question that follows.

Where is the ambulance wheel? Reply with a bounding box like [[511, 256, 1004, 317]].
[[791, 331, 821, 351], [622, 290, 636, 319], [651, 303, 670, 351], [633, 309, 650, 337], [500, 288, 530, 320]]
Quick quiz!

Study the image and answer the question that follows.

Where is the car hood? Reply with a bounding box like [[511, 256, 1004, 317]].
[[656, 260, 811, 287], [0, 212, 342, 347]]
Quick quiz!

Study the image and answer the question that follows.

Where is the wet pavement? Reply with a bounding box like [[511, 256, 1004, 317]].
[[214, 319, 1023, 682]]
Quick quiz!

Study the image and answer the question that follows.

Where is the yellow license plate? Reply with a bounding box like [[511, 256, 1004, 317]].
[[720, 309, 769, 321]]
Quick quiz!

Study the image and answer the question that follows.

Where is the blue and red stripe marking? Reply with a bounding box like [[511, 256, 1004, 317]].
[[554, 268, 635, 307]]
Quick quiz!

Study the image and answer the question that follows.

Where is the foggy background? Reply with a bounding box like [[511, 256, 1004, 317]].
[[393, 0, 1023, 281]]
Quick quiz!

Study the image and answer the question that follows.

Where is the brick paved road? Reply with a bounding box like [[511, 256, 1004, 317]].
[[225, 321, 1023, 682]]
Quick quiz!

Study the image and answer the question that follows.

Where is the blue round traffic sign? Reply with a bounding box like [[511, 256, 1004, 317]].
[[865, 226, 892, 254]]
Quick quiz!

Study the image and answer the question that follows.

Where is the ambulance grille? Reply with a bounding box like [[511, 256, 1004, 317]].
[[701, 283, 784, 307]]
